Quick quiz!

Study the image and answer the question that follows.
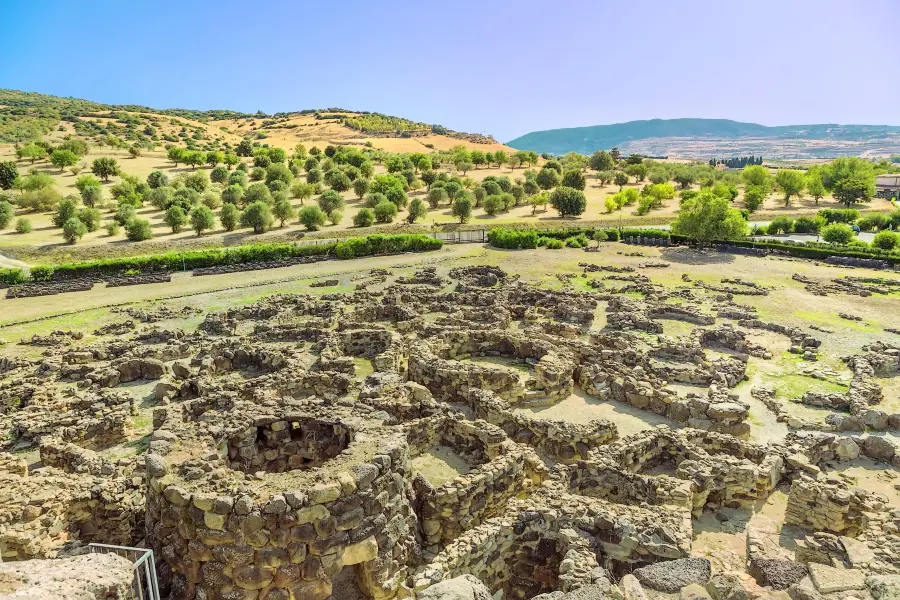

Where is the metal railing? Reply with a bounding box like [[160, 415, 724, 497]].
[[89, 543, 161, 600]]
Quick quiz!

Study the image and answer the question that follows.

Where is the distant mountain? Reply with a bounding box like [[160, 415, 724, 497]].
[[506, 118, 900, 158]]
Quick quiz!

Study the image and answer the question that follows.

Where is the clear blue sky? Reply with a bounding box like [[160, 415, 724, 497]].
[[2, 0, 898, 141]]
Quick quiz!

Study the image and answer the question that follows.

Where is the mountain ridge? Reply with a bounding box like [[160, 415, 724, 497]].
[[506, 118, 900, 157]]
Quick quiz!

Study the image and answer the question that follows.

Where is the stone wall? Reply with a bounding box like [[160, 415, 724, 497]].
[[785, 475, 888, 536]]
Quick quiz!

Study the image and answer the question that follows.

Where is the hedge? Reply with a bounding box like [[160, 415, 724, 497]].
[[620, 228, 670, 240], [669, 235, 900, 265], [487, 227, 620, 249], [334, 234, 442, 259], [21, 234, 443, 282], [0, 268, 26, 286]]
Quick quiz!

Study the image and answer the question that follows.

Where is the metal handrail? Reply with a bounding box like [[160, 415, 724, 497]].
[[88, 543, 161, 600]]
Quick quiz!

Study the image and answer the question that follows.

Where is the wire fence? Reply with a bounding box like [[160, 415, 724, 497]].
[[89, 543, 161, 600]]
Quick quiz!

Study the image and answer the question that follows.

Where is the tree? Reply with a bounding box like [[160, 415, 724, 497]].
[[592, 230, 608, 246], [295, 205, 324, 231], [236, 140, 253, 157], [821, 223, 854, 244], [427, 187, 448, 209], [147, 170, 169, 189], [483, 195, 504, 215], [614, 172, 628, 190], [273, 196, 296, 226], [806, 171, 826, 204], [167, 147, 185, 166], [318, 190, 345, 214], [374, 200, 398, 223], [452, 196, 473, 223], [353, 208, 375, 227], [471, 150, 486, 168], [0, 201, 13, 229], [62, 217, 88, 244], [741, 165, 771, 191], [625, 163, 648, 182], [775, 169, 805, 206], [128, 146, 142, 159], [241, 201, 274, 233], [291, 181, 315, 204], [671, 190, 747, 241], [184, 151, 206, 170], [211, 166, 229, 184], [561, 169, 586, 190], [18, 144, 46, 164], [457, 161, 473, 175], [549, 186, 587, 217], [53, 197, 79, 228], [494, 150, 507, 168], [830, 160, 876, 206], [222, 184, 245, 206], [536, 167, 561, 190], [165, 206, 187, 233], [266, 163, 294, 188], [744, 185, 766, 212], [223, 153, 240, 169], [406, 198, 427, 223], [0, 162, 18, 190], [220, 203, 240, 231], [673, 169, 696, 190], [125, 218, 153, 241], [91, 157, 120, 181], [528, 192, 549, 214], [184, 170, 210, 192], [50, 149, 78, 172], [353, 178, 370, 200], [204, 151, 223, 168], [244, 182, 272, 205], [590, 151, 615, 172], [190, 205, 215, 236]]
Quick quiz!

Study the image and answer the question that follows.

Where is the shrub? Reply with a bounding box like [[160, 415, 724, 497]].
[[545, 238, 564, 249], [77, 207, 101, 232], [768, 216, 795, 234], [105, 221, 120, 236], [487, 229, 539, 249], [125, 219, 153, 241], [483, 195, 504, 216], [353, 208, 375, 228], [298, 205, 328, 231], [328, 209, 343, 226], [407, 198, 427, 224], [549, 186, 587, 217], [452, 196, 473, 223], [819, 208, 859, 224], [334, 234, 442, 260], [19, 188, 62, 212], [147, 170, 169, 188], [374, 200, 398, 223], [0, 201, 13, 229], [821, 223, 855, 245], [210, 166, 229, 184], [15, 218, 33, 233], [80, 184, 102, 208], [565, 234, 588, 248], [190, 205, 216, 236], [872, 230, 899, 250], [792, 216, 825, 234], [250, 167, 267, 181], [0, 268, 26, 285], [53, 197, 79, 228], [62, 217, 88, 244]]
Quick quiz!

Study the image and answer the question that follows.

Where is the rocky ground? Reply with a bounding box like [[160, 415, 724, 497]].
[[0, 244, 898, 600]]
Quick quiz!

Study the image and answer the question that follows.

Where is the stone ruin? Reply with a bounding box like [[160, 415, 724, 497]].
[[0, 264, 898, 599]]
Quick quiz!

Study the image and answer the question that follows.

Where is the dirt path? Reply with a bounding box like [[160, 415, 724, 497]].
[[0, 251, 27, 269]]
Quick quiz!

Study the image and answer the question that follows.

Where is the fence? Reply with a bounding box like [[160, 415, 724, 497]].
[[89, 543, 160, 600], [431, 229, 487, 243]]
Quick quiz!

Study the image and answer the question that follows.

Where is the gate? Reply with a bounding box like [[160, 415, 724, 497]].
[[89, 543, 161, 600]]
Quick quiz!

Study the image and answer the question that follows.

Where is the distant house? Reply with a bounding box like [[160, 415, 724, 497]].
[[876, 174, 900, 199]]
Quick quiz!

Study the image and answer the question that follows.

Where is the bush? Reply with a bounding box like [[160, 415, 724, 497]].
[[564, 234, 589, 248], [298, 205, 327, 231], [125, 219, 153, 241], [487, 229, 539, 249], [872, 230, 899, 250], [374, 200, 398, 223], [328, 209, 343, 226], [768, 216, 795, 234], [545, 238, 564, 249], [819, 208, 859, 224], [210, 166, 229, 184], [15, 218, 32, 233], [353, 208, 375, 228], [0, 201, 13, 229], [77, 207, 101, 232], [604, 228, 620, 241], [549, 186, 587, 217], [147, 170, 169, 188], [190, 205, 216, 236], [318, 190, 345, 214], [483, 195, 504, 216], [62, 217, 88, 244], [114, 203, 137, 226], [793, 216, 825, 234], [821, 223, 855, 245], [105, 221, 120, 236], [407, 198, 427, 223], [0, 268, 26, 285], [19, 188, 62, 212]]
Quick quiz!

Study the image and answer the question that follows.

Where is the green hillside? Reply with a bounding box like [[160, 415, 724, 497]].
[[506, 118, 900, 155]]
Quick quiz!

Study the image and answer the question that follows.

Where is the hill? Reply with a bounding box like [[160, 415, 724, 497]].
[[506, 118, 900, 159], [0, 89, 511, 153]]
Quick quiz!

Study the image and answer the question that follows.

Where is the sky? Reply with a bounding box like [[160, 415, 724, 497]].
[[2, 0, 899, 142]]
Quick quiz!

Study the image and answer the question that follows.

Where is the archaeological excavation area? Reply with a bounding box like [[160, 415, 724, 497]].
[[0, 244, 898, 600]]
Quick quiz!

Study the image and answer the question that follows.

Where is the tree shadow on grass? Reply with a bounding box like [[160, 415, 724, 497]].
[[661, 247, 735, 265]]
